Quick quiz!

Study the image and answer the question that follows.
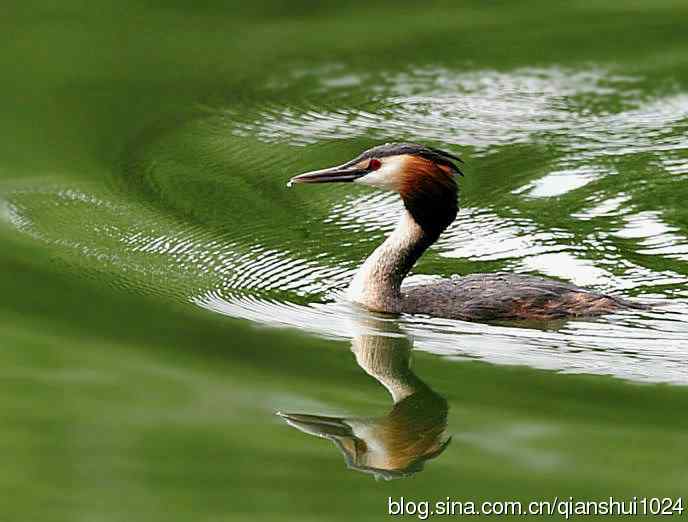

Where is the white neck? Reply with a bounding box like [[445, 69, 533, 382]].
[[347, 210, 431, 313]]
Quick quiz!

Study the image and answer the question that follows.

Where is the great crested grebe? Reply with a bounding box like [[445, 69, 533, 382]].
[[289, 143, 642, 321]]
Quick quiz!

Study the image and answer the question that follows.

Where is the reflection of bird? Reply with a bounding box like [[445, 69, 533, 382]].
[[290, 143, 643, 321], [277, 315, 450, 480]]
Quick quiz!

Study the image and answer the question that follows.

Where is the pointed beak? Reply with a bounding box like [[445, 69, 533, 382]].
[[276, 412, 353, 437], [288, 163, 369, 186]]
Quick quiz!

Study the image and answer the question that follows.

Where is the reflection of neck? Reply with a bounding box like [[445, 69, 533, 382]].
[[347, 211, 433, 313], [351, 331, 427, 403]]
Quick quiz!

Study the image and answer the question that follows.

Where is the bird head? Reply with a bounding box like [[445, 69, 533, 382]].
[[289, 143, 463, 237]]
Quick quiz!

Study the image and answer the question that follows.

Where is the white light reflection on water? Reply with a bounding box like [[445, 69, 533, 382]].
[[3, 64, 688, 385], [514, 166, 605, 198], [244, 65, 688, 199]]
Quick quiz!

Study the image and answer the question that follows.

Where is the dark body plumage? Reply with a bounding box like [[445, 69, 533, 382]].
[[402, 273, 642, 322]]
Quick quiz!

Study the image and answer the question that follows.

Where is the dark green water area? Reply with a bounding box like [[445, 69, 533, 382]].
[[2, 2, 688, 520]]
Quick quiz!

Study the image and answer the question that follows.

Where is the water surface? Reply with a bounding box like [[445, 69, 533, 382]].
[[2, 2, 688, 520]]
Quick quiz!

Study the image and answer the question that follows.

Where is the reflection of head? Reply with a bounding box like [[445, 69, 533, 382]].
[[278, 313, 450, 480], [369, 388, 450, 475]]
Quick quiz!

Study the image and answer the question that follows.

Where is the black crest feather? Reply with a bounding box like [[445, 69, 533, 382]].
[[346, 142, 464, 176]]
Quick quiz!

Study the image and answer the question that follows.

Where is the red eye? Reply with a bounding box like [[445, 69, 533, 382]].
[[369, 158, 381, 170]]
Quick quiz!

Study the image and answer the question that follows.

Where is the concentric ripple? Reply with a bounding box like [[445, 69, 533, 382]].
[[2, 64, 688, 383]]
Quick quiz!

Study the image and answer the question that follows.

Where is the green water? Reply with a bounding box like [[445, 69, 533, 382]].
[[2, 2, 688, 520]]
